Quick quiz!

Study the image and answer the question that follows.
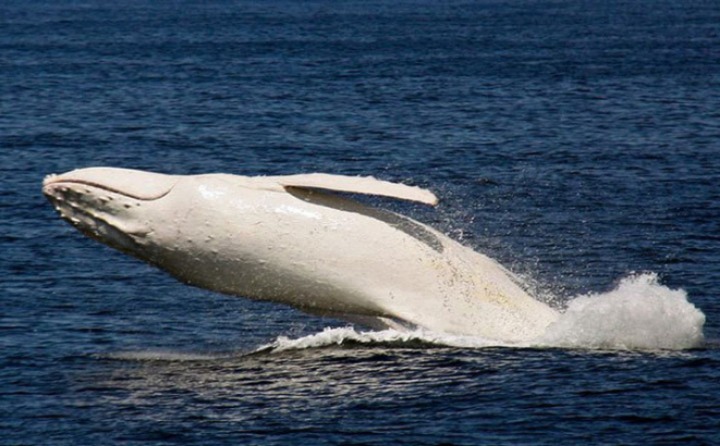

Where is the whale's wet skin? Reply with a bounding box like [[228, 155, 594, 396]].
[[43, 167, 705, 350], [43, 167, 560, 344]]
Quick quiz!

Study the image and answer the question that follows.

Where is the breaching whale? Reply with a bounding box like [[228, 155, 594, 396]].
[[43, 167, 559, 343]]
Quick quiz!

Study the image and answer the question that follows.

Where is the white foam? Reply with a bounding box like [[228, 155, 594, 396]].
[[260, 273, 706, 353], [538, 273, 705, 351], [259, 326, 513, 353]]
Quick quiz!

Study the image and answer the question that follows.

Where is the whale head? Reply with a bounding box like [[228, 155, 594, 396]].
[[43, 166, 295, 297], [42, 167, 181, 257]]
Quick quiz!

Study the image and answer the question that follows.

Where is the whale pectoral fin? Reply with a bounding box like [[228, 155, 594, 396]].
[[275, 173, 439, 206]]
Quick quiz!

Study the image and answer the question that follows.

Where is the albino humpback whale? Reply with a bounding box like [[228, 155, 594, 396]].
[[43, 167, 559, 343]]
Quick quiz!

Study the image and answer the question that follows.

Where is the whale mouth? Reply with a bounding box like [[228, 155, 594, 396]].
[[44, 188, 145, 257], [43, 181, 150, 251], [43, 168, 179, 253]]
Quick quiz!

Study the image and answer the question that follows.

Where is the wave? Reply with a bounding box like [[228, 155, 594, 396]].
[[258, 326, 508, 353]]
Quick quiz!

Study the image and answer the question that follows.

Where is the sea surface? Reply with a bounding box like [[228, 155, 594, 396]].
[[2, 0, 720, 444]]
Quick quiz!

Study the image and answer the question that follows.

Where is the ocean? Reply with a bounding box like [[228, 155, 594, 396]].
[[2, 0, 720, 444]]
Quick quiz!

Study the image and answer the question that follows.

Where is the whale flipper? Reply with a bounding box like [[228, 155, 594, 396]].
[[274, 173, 439, 206]]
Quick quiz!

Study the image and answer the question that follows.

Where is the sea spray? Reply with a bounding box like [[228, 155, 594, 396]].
[[539, 273, 705, 350]]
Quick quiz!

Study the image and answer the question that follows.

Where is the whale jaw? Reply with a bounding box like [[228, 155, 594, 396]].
[[42, 168, 176, 255]]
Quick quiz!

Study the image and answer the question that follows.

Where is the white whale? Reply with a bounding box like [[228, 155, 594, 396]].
[[43, 167, 559, 343]]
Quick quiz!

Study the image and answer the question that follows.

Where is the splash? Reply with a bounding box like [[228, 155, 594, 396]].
[[539, 273, 705, 350], [260, 273, 706, 353], [99, 274, 706, 359]]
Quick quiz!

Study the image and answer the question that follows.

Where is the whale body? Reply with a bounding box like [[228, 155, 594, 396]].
[[43, 167, 559, 343]]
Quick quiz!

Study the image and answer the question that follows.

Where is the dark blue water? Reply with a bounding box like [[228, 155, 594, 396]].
[[2, 0, 720, 444]]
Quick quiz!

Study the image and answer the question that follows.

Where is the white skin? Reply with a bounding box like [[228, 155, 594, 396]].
[[43, 168, 559, 343]]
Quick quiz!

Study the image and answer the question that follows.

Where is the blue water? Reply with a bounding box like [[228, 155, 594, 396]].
[[2, 0, 720, 444]]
